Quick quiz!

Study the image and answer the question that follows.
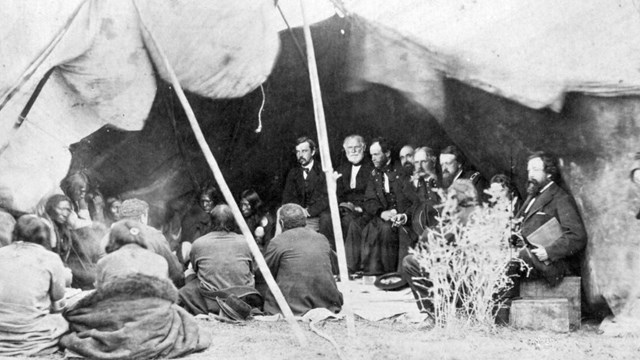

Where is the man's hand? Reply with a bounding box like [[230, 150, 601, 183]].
[[531, 247, 549, 262], [91, 192, 105, 210], [332, 171, 343, 181], [380, 209, 397, 222], [392, 213, 407, 227], [303, 208, 311, 218]]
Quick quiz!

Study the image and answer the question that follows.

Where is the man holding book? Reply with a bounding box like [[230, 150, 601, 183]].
[[513, 151, 587, 287]]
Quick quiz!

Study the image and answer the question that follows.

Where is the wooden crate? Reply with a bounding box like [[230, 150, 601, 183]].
[[520, 276, 581, 329], [510, 298, 570, 332]]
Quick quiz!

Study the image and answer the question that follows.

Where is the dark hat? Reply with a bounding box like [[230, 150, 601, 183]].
[[216, 295, 252, 321], [374, 272, 408, 291]]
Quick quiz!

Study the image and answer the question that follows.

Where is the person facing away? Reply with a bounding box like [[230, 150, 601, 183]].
[[179, 204, 262, 315], [263, 203, 343, 316], [0, 215, 69, 357], [95, 219, 169, 289], [104, 198, 185, 288]]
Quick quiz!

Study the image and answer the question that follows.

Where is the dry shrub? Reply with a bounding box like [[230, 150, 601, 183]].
[[411, 187, 525, 330]]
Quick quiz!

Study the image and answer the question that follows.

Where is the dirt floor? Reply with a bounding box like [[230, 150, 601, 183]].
[[23, 316, 638, 360]]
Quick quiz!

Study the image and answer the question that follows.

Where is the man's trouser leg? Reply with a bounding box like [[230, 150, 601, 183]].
[[343, 213, 364, 273], [401, 254, 433, 311], [379, 221, 399, 273]]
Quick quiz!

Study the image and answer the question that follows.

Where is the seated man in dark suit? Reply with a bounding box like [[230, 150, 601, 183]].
[[439, 145, 488, 203], [282, 136, 333, 248], [362, 137, 413, 275], [510, 151, 587, 288], [263, 204, 343, 316], [336, 135, 373, 274]]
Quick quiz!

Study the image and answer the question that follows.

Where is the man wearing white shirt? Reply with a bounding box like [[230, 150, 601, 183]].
[[336, 135, 373, 273], [282, 136, 333, 249], [511, 151, 587, 287]]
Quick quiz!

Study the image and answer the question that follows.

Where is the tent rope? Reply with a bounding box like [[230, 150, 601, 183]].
[[255, 84, 266, 133]]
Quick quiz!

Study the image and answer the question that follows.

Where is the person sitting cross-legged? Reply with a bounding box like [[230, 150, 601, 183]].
[[0, 215, 69, 357], [95, 220, 169, 288], [262, 203, 343, 316], [179, 204, 263, 315]]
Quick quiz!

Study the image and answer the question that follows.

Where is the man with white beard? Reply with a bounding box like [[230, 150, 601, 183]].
[[439, 145, 487, 202], [335, 135, 373, 274]]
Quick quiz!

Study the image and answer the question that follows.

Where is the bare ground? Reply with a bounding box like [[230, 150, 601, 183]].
[[27, 316, 639, 360]]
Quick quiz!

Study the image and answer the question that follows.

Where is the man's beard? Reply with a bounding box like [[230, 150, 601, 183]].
[[527, 178, 549, 196], [347, 153, 364, 165], [403, 162, 413, 172], [298, 157, 310, 166], [442, 171, 454, 188]]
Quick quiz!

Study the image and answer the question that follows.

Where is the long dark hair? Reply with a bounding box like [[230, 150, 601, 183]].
[[13, 215, 51, 247], [44, 194, 74, 260], [240, 189, 264, 217]]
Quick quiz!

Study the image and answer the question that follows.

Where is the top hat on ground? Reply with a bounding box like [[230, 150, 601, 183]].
[[374, 272, 408, 291]]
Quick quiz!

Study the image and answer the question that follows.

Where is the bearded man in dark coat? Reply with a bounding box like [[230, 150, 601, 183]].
[[362, 137, 413, 275], [439, 145, 487, 203], [511, 151, 587, 287], [262, 204, 343, 316]]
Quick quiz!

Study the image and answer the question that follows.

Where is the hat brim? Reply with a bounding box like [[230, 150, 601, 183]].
[[216, 297, 246, 321], [374, 272, 408, 291]]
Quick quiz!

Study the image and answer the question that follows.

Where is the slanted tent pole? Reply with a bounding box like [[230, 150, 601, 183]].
[[299, 0, 355, 335], [135, 14, 307, 347]]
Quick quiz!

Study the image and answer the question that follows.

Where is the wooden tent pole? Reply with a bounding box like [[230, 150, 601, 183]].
[[135, 11, 307, 346], [299, 0, 356, 335]]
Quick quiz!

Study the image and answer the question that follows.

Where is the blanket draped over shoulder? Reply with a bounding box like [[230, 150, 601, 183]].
[[60, 273, 211, 359]]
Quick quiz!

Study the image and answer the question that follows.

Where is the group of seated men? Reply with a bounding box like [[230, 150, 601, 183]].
[[283, 135, 491, 276], [0, 133, 589, 356], [282, 135, 587, 310]]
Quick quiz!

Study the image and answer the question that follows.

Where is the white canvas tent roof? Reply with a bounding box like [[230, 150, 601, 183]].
[[346, 0, 640, 118], [0, 0, 281, 210]]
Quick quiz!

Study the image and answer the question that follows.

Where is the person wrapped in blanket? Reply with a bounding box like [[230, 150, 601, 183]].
[[0, 215, 69, 357], [60, 220, 211, 359]]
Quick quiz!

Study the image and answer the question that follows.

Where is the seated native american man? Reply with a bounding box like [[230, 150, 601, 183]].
[[95, 219, 169, 288], [61, 218, 211, 359], [179, 204, 262, 315], [100, 199, 185, 288], [0, 216, 69, 357], [262, 204, 343, 316]]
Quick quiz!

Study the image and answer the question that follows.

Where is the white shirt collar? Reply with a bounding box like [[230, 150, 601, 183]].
[[303, 160, 314, 171]]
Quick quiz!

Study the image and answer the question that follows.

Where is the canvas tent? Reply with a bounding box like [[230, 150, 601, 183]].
[[3, 0, 640, 332], [345, 0, 640, 331]]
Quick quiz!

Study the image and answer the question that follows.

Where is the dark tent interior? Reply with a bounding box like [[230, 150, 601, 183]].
[[68, 15, 453, 226]]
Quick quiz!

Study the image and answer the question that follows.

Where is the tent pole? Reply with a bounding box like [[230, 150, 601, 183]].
[[136, 13, 307, 347], [299, 0, 356, 336]]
